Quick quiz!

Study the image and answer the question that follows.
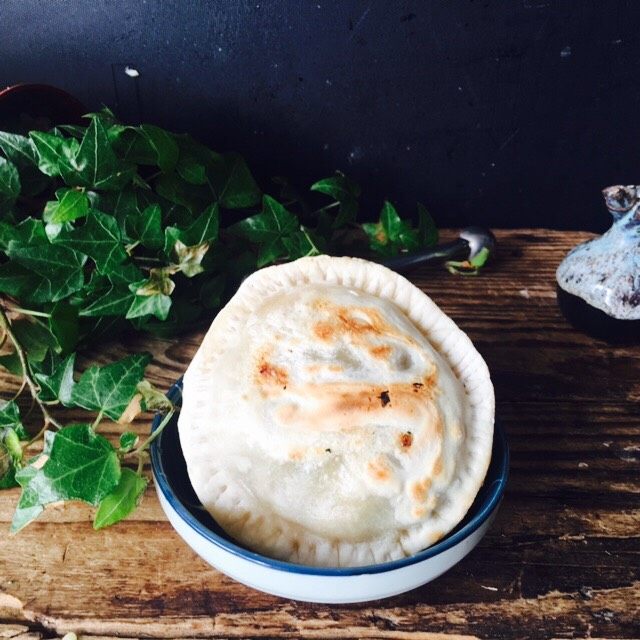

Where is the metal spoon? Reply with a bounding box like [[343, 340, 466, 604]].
[[381, 226, 497, 273]]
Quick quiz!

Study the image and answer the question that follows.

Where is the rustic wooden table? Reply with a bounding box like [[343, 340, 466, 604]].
[[0, 230, 638, 640]]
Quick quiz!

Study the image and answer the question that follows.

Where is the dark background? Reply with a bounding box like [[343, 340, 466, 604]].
[[1, 0, 638, 231]]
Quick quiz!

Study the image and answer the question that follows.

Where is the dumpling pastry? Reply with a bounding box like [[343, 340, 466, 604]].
[[179, 256, 494, 567]]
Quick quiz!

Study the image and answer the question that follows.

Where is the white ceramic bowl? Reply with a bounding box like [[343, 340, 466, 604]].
[[150, 379, 508, 603]]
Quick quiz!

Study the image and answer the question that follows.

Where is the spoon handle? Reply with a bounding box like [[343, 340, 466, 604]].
[[382, 239, 469, 273]]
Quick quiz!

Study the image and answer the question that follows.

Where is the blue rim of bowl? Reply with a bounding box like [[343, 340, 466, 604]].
[[150, 378, 509, 576]]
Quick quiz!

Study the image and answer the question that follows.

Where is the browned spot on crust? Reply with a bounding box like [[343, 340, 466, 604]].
[[264, 371, 440, 434], [411, 477, 431, 502], [433, 456, 443, 476], [311, 300, 413, 347], [288, 448, 304, 461], [313, 321, 333, 340], [412, 506, 427, 519], [433, 412, 444, 437], [337, 309, 379, 334], [333, 390, 376, 413], [306, 363, 343, 374], [369, 344, 392, 359], [412, 382, 423, 392], [258, 360, 288, 386], [400, 431, 413, 449], [367, 457, 391, 482]]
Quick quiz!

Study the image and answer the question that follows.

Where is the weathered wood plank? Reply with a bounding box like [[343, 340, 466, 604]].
[[1, 230, 639, 639]]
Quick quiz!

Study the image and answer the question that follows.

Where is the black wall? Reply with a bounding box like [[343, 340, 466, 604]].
[[2, 1, 639, 231]]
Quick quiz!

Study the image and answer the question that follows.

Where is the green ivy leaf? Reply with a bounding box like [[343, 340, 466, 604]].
[[79, 285, 134, 317], [69, 353, 152, 420], [11, 425, 121, 532], [199, 274, 225, 310], [380, 200, 406, 243], [162, 225, 181, 257], [209, 152, 261, 209], [29, 131, 79, 180], [33, 353, 76, 404], [417, 203, 438, 247], [43, 188, 89, 224], [57, 124, 86, 139], [0, 131, 39, 167], [118, 431, 138, 452], [12, 218, 48, 245], [0, 221, 17, 250], [281, 228, 322, 259], [177, 157, 207, 185], [0, 317, 58, 375], [85, 106, 118, 126], [155, 173, 210, 214], [49, 300, 80, 355], [111, 127, 154, 165], [0, 157, 20, 207], [0, 132, 51, 196], [74, 117, 135, 190], [94, 188, 138, 236], [310, 173, 361, 201], [311, 173, 360, 228], [55, 210, 127, 274], [231, 195, 298, 266], [446, 246, 491, 276], [0, 401, 28, 440], [0, 263, 46, 305], [4, 241, 87, 303], [126, 292, 172, 321], [132, 204, 163, 250], [233, 195, 298, 242], [363, 200, 421, 257], [140, 125, 179, 172], [131, 296, 200, 337], [93, 467, 147, 529], [107, 261, 145, 287], [11, 459, 45, 530], [0, 452, 18, 489], [179, 202, 219, 246]]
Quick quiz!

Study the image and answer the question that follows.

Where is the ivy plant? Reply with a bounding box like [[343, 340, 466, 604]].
[[0, 108, 443, 531]]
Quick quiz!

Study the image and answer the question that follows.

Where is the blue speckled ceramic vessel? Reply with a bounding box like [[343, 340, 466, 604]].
[[556, 185, 640, 340]]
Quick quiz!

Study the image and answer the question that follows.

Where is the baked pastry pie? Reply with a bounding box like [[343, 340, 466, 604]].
[[179, 256, 494, 567]]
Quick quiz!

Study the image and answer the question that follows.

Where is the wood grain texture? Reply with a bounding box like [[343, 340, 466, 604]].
[[0, 230, 639, 640]]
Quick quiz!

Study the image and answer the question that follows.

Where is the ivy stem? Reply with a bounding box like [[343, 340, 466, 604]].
[[311, 201, 340, 215], [125, 240, 141, 254], [9, 307, 51, 319], [300, 226, 321, 257], [133, 255, 164, 264], [91, 410, 104, 431], [0, 305, 62, 432], [130, 408, 175, 456]]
